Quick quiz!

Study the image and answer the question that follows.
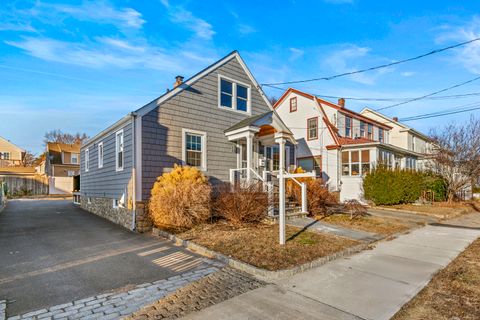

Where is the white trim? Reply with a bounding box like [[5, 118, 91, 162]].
[[134, 116, 142, 201], [112, 198, 119, 209], [83, 114, 133, 147], [84, 148, 89, 172], [135, 52, 274, 117], [115, 129, 124, 172], [217, 74, 252, 115], [97, 142, 104, 168], [182, 128, 207, 171]]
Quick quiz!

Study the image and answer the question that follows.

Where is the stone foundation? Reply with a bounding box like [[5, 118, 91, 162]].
[[80, 197, 153, 232], [81, 196, 133, 230]]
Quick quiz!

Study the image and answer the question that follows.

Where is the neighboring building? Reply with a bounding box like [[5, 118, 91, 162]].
[[39, 142, 81, 194], [80, 51, 295, 231], [0, 136, 25, 167], [274, 88, 426, 202], [360, 108, 433, 170]]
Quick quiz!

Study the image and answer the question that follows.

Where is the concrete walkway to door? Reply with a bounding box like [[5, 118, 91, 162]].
[[182, 212, 480, 320]]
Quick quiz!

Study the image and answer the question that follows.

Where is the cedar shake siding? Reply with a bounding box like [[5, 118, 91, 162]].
[[141, 57, 271, 199], [80, 120, 134, 200]]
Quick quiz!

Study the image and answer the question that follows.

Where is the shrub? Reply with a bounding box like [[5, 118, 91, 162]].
[[363, 166, 447, 205], [289, 178, 338, 216], [344, 199, 367, 219], [149, 165, 212, 229], [214, 183, 268, 225]]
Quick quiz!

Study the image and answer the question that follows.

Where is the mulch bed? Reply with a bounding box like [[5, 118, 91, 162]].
[[169, 222, 359, 271]]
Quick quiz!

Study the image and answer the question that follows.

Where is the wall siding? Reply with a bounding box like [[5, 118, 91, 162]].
[[141, 58, 271, 199], [80, 120, 134, 200]]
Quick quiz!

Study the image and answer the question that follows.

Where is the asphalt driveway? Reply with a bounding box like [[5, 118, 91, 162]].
[[0, 199, 208, 316]]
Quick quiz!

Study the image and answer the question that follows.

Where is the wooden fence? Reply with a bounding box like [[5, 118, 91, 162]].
[[0, 174, 49, 196]]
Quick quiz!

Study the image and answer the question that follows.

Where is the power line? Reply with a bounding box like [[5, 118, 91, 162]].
[[261, 37, 480, 86], [375, 75, 480, 111]]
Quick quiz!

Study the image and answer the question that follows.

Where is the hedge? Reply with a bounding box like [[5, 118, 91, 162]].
[[363, 166, 447, 205]]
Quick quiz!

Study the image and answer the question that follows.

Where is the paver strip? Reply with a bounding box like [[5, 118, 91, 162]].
[[6, 265, 219, 320]]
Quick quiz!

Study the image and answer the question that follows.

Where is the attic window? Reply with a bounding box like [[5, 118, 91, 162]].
[[218, 75, 250, 114], [290, 97, 297, 112]]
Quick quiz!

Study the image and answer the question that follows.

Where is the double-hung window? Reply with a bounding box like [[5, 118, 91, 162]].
[[345, 116, 352, 137], [116, 130, 124, 171], [219, 76, 250, 113], [183, 129, 206, 170], [360, 121, 366, 138], [0, 152, 10, 160], [290, 97, 297, 112], [307, 117, 318, 140], [367, 124, 373, 140], [71, 153, 79, 164], [379, 128, 384, 143], [98, 142, 104, 168], [85, 149, 89, 172]]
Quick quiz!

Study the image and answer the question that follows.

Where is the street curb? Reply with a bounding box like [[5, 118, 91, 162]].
[[152, 228, 372, 281], [0, 300, 6, 320]]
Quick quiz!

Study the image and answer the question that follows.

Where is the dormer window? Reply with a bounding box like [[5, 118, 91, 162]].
[[290, 97, 297, 112], [218, 75, 250, 114]]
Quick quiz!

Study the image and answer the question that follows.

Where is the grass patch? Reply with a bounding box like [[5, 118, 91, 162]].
[[319, 214, 411, 236], [392, 238, 480, 320], [383, 202, 479, 218], [174, 222, 359, 271]]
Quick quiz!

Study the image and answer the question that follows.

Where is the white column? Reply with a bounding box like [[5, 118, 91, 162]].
[[278, 138, 286, 245], [301, 182, 307, 213], [246, 133, 253, 183]]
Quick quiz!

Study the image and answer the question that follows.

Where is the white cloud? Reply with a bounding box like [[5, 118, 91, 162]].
[[436, 16, 480, 74], [324, 45, 394, 85], [168, 8, 215, 40], [238, 24, 256, 35], [0, 22, 36, 32], [289, 47, 304, 61], [401, 71, 416, 77], [44, 2, 145, 29]]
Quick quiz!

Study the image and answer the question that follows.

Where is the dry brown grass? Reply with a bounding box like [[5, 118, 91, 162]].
[[392, 238, 480, 320], [383, 202, 479, 218], [177, 223, 359, 271], [320, 214, 411, 236]]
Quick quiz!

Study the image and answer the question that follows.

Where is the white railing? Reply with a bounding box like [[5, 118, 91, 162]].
[[289, 175, 308, 214]]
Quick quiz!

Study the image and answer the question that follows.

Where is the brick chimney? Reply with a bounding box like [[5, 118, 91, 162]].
[[174, 75, 184, 88], [393, 116, 399, 122], [338, 98, 345, 108]]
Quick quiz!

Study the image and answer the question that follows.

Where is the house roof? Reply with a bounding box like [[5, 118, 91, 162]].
[[273, 88, 391, 130], [0, 166, 36, 175], [224, 112, 273, 132], [84, 51, 273, 148], [360, 108, 430, 141], [0, 136, 25, 152], [47, 142, 81, 153]]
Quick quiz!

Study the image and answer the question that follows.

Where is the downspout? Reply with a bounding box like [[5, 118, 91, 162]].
[[131, 112, 137, 231]]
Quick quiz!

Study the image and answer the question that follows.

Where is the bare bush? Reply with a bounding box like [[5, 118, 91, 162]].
[[289, 178, 338, 216], [149, 165, 212, 229], [214, 183, 268, 225], [343, 199, 367, 219]]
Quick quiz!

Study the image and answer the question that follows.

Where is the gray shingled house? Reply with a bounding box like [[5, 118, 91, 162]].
[[80, 51, 296, 231]]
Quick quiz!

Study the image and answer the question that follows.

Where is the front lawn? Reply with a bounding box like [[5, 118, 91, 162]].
[[175, 222, 359, 271], [319, 214, 411, 236], [392, 238, 480, 320]]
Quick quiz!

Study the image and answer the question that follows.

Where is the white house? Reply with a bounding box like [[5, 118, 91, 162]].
[[274, 88, 427, 202]]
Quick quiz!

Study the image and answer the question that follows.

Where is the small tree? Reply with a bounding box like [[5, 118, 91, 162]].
[[44, 130, 88, 145], [20, 151, 37, 167], [428, 116, 480, 203]]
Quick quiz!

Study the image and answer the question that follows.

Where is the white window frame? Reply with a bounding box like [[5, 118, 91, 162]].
[[116, 130, 124, 172], [98, 142, 104, 169], [85, 148, 89, 172], [0, 152, 10, 160], [71, 153, 79, 164], [345, 116, 352, 137], [217, 75, 251, 114], [182, 128, 207, 171]]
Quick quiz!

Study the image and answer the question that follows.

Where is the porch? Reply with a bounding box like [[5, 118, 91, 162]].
[[224, 111, 316, 244]]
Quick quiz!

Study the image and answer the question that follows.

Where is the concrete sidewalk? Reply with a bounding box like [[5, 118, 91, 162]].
[[182, 213, 480, 320]]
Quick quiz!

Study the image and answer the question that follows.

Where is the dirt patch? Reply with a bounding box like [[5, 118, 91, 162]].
[[380, 202, 479, 218], [171, 222, 359, 271], [319, 214, 411, 236], [392, 238, 480, 320]]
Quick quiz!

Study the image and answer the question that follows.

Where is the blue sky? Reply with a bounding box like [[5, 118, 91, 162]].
[[1, 0, 480, 154]]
